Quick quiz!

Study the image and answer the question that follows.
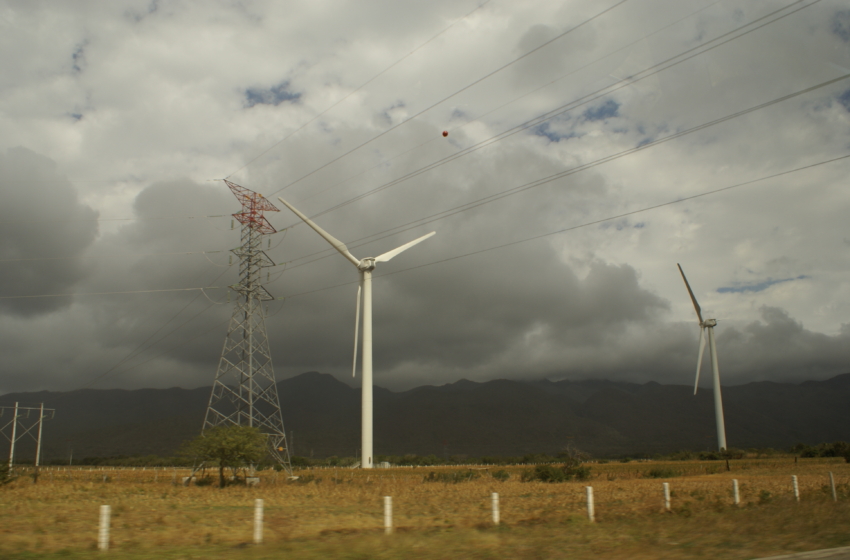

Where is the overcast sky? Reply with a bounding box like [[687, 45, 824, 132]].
[[1, 0, 849, 395]]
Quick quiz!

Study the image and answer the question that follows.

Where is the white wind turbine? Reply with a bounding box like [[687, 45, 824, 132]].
[[278, 196, 435, 469], [677, 264, 728, 451]]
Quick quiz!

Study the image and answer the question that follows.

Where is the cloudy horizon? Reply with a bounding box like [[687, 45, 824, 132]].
[[1, 0, 849, 395]]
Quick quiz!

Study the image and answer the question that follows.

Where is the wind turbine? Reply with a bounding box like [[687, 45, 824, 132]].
[[677, 264, 728, 451], [278, 196, 435, 469]]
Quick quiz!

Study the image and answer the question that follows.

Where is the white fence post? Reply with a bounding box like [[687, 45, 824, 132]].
[[253, 499, 263, 545], [585, 486, 595, 522], [98, 505, 111, 551], [829, 472, 837, 502], [732, 479, 740, 505], [384, 496, 393, 535], [491, 492, 500, 525], [792, 475, 799, 502], [663, 482, 671, 511]]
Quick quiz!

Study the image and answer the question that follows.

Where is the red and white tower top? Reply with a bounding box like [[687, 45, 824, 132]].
[[225, 179, 279, 234]]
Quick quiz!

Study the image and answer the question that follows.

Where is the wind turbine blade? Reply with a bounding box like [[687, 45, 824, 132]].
[[677, 263, 704, 324], [277, 196, 361, 267], [694, 327, 706, 395], [352, 282, 362, 378], [374, 231, 436, 262]]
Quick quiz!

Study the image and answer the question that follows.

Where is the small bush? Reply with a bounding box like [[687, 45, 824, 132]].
[[521, 463, 592, 483], [720, 448, 745, 460], [423, 470, 481, 484], [758, 490, 772, 504], [194, 476, 214, 487], [491, 469, 510, 482], [646, 468, 678, 479]]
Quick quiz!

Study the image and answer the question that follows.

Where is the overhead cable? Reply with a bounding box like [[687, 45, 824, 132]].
[[225, 0, 495, 181], [294, 0, 821, 226], [273, 70, 849, 273], [277, 152, 850, 300], [296, 0, 725, 206], [266, 0, 635, 198]]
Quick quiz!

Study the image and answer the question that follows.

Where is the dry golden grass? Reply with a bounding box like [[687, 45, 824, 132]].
[[1, 458, 848, 559]]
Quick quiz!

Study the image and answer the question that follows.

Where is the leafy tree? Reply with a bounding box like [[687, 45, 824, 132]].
[[181, 425, 267, 488]]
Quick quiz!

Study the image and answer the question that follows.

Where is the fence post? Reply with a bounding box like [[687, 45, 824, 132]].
[[732, 479, 740, 505], [663, 482, 671, 511], [384, 496, 393, 535], [586, 486, 595, 522], [98, 505, 111, 551], [491, 492, 500, 525], [792, 475, 799, 502], [253, 499, 263, 545], [829, 472, 837, 502]]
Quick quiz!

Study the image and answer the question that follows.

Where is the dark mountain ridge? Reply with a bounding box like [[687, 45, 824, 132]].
[[2, 372, 849, 460]]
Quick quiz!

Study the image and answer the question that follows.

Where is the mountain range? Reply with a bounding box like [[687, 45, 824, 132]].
[[2, 372, 849, 461]]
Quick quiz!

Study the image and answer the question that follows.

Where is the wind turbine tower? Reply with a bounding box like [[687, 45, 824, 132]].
[[202, 180, 291, 473], [277, 195, 434, 469], [678, 264, 727, 451]]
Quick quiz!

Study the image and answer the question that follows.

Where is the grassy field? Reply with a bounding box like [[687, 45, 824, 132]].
[[1, 457, 849, 559]]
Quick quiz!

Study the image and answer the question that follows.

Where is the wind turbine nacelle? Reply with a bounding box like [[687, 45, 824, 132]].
[[702, 319, 717, 327], [357, 258, 376, 272]]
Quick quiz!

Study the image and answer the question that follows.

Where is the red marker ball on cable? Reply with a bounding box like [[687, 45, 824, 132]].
[[442, 131, 448, 137]]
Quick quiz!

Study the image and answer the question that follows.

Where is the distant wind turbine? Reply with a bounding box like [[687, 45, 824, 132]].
[[677, 263, 728, 451], [278, 196, 435, 469]]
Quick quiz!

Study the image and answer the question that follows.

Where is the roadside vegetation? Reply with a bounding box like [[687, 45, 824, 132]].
[[1, 456, 848, 559]]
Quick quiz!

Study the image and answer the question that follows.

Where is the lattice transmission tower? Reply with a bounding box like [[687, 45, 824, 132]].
[[202, 180, 291, 473]]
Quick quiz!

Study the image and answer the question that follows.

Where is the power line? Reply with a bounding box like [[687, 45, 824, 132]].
[[225, 0, 495, 181], [295, 0, 725, 207], [80, 264, 234, 389], [294, 0, 820, 226], [272, 69, 849, 274], [0, 250, 228, 264], [0, 214, 231, 225], [278, 152, 850, 300], [4, 151, 846, 303], [0, 286, 226, 300], [266, 0, 635, 198]]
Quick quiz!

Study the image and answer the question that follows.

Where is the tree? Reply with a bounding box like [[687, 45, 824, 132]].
[[181, 425, 267, 488]]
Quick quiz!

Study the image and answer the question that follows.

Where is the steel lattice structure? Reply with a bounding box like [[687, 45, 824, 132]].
[[202, 180, 291, 473]]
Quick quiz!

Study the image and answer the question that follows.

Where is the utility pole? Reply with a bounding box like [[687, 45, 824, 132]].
[[2, 403, 55, 477], [8, 402, 18, 469], [34, 404, 44, 483], [202, 180, 292, 474]]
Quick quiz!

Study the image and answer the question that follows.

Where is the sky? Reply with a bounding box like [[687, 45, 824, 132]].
[[0, 0, 849, 395]]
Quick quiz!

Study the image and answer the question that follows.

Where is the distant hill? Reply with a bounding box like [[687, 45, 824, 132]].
[[1, 372, 849, 461]]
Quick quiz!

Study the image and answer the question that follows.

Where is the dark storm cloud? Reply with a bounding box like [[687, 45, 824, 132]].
[[75, 179, 243, 388], [0, 148, 98, 316], [714, 307, 850, 383]]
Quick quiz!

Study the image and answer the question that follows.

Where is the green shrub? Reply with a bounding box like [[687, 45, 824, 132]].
[[645, 468, 678, 479], [423, 470, 481, 484], [491, 469, 510, 482], [521, 463, 592, 483]]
